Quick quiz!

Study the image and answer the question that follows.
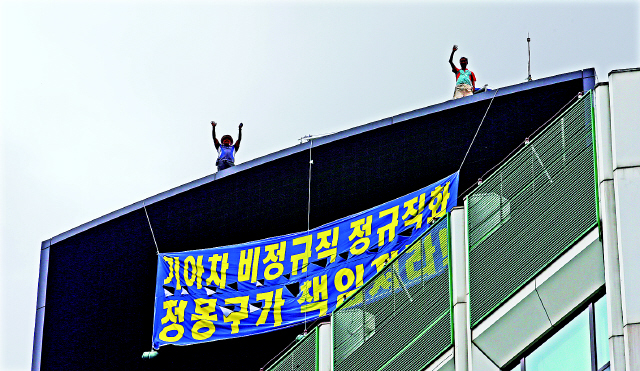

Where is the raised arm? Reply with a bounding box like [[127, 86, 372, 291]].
[[234, 123, 243, 151], [449, 45, 459, 73], [211, 121, 220, 150]]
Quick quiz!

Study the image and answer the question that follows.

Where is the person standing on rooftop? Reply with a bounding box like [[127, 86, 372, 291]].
[[449, 45, 476, 99], [211, 121, 243, 172]]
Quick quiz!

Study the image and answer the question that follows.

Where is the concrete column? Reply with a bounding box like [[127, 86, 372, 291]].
[[450, 206, 470, 371], [594, 82, 626, 371], [317, 322, 331, 371], [608, 68, 640, 371]]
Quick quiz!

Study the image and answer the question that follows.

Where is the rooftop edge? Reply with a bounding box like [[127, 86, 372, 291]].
[[47, 68, 596, 246]]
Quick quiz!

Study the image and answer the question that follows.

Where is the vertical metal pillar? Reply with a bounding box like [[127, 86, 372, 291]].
[[32, 240, 50, 371]]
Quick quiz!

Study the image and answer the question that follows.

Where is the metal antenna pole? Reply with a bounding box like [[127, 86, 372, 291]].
[[527, 33, 532, 81]]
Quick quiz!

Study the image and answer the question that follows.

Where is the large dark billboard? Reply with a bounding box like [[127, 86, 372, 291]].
[[35, 69, 594, 370]]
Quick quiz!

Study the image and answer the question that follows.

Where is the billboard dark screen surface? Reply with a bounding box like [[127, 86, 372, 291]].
[[37, 70, 593, 370]]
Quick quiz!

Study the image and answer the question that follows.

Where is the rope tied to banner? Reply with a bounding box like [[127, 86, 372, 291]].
[[143, 201, 161, 355], [458, 88, 500, 173], [143, 202, 160, 256], [304, 138, 313, 334]]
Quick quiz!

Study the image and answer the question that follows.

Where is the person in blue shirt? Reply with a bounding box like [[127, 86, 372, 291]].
[[449, 45, 476, 99], [211, 121, 243, 172]]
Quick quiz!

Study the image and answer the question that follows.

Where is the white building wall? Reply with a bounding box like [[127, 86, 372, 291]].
[[451, 206, 470, 371], [471, 229, 603, 368], [594, 81, 627, 371], [608, 68, 640, 371], [317, 322, 331, 371]]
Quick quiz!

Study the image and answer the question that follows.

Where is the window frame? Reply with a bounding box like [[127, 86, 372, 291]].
[[502, 287, 610, 371]]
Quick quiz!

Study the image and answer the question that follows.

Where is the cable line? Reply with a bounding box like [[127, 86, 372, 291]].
[[143, 202, 160, 256], [458, 88, 500, 173], [458, 91, 582, 199], [304, 139, 314, 334]]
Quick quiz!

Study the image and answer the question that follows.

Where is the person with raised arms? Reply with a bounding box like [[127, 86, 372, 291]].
[[449, 45, 476, 99], [211, 121, 243, 172]]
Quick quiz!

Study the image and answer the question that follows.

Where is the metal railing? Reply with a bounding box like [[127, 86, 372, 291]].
[[332, 217, 452, 371], [466, 91, 598, 328], [266, 325, 319, 371]]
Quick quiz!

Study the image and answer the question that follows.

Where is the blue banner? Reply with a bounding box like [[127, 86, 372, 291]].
[[152, 172, 459, 348]]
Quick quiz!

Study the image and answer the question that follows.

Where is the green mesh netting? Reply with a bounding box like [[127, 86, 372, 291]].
[[267, 326, 318, 371], [467, 92, 597, 328], [333, 217, 451, 371]]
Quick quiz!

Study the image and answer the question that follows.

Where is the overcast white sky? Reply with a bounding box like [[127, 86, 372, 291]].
[[1, 0, 638, 369]]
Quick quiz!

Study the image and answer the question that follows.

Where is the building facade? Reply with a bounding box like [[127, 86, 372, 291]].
[[264, 68, 640, 371], [34, 68, 608, 370]]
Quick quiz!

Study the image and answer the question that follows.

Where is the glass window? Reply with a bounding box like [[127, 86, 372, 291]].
[[525, 307, 591, 371], [595, 295, 610, 369]]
